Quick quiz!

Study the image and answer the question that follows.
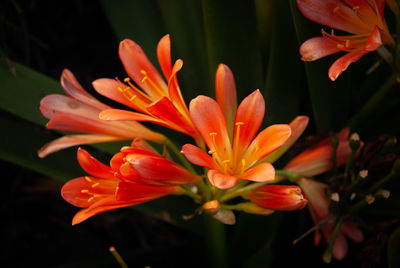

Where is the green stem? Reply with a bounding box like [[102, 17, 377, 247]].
[[348, 74, 397, 130], [164, 138, 197, 174], [366, 165, 400, 194], [182, 187, 203, 202], [322, 216, 345, 263], [203, 214, 227, 268]]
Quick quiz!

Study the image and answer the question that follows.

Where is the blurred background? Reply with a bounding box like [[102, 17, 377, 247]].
[[1, 0, 399, 267]]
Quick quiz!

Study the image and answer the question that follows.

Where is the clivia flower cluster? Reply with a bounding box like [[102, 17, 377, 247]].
[[38, 0, 398, 262]]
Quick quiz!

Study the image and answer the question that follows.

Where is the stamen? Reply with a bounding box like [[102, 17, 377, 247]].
[[85, 176, 92, 182], [88, 196, 95, 202], [81, 189, 90, 194], [345, 40, 350, 48], [333, 6, 340, 13], [140, 69, 166, 98], [208, 149, 217, 154], [91, 183, 100, 188], [337, 44, 345, 49], [241, 159, 246, 168], [209, 132, 217, 137], [222, 159, 231, 164], [330, 29, 334, 36], [235, 122, 244, 126]]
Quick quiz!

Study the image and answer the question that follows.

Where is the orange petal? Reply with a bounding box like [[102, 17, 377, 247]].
[[71, 196, 136, 225], [241, 162, 275, 182], [116, 181, 176, 201], [181, 144, 217, 170], [147, 97, 196, 136], [331, 231, 348, 260], [207, 169, 238, 190], [99, 109, 165, 125], [119, 39, 167, 93], [40, 94, 101, 120], [244, 124, 291, 166], [167, 59, 189, 118], [157, 34, 172, 80], [233, 90, 265, 154], [61, 177, 118, 208], [216, 64, 237, 137], [189, 96, 232, 161], [77, 148, 116, 180], [61, 69, 109, 110], [263, 116, 309, 163], [297, 178, 330, 219], [38, 134, 124, 158], [92, 78, 149, 111], [300, 37, 341, 61]]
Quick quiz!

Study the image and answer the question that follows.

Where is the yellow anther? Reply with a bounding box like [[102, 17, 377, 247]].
[[91, 183, 100, 188], [352, 6, 359, 11], [345, 40, 350, 48], [222, 159, 231, 165], [208, 149, 217, 154], [84, 176, 92, 182], [141, 76, 148, 83], [81, 189, 90, 194], [209, 132, 217, 137], [235, 122, 244, 126], [140, 70, 147, 75], [88, 197, 95, 203], [333, 6, 340, 13], [337, 44, 345, 49], [129, 95, 137, 102], [241, 159, 246, 168], [255, 142, 259, 152]]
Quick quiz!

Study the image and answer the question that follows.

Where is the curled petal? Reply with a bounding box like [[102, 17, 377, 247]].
[[241, 162, 275, 182], [207, 169, 238, 190], [167, 59, 189, 119], [157, 34, 172, 79], [181, 144, 217, 170]]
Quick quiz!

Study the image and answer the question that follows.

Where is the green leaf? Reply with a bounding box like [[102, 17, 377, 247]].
[[0, 111, 81, 181], [263, 0, 307, 125], [290, 1, 351, 133], [100, 0, 165, 64], [201, 0, 263, 99], [388, 225, 400, 268], [156, 0, 211, 98]]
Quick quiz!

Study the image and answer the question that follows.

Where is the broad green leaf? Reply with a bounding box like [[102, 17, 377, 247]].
[[263, 0, 307, 125], [201, 0, 263, 100], [156, 0, 211, 98], [0, 111, 81, 181], [100, 0, 165, 64], [290, 1, 351, 133]]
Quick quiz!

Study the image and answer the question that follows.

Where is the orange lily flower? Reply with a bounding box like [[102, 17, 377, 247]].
[[284, 128, 353, 177], [181, 64, 292, 189], [298, 178, 364, 260], [246, 185, 308, 211], [110, 146, 200, 186], [298, 0, 394, 81], [92, 35, 201, 143], [62, 148, 181, 225], [38, 69, 164, 158]]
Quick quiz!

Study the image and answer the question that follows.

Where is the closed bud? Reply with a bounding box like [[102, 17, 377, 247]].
[[203, 200, 220, 215]]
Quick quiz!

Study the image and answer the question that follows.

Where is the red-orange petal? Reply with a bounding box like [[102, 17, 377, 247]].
[[99, 108, 165, 125], [189, 95, 232, 160], [207, 169, 238, 190], [167, 59, 189, 118], [116, 181, 176, 201], [61, 69, 109, 110], [77, 148, 115, 180], [244, 124, 291, 166], [215, 64, 237, 135], [296, 0, 369, 34], [181, 144, 217, 170], [233, 90, 265, 153], [119, 39, 167, 93], [300, 37, 341, 62], [37, 134, 123, 158], [241, 162, 275, 182]]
